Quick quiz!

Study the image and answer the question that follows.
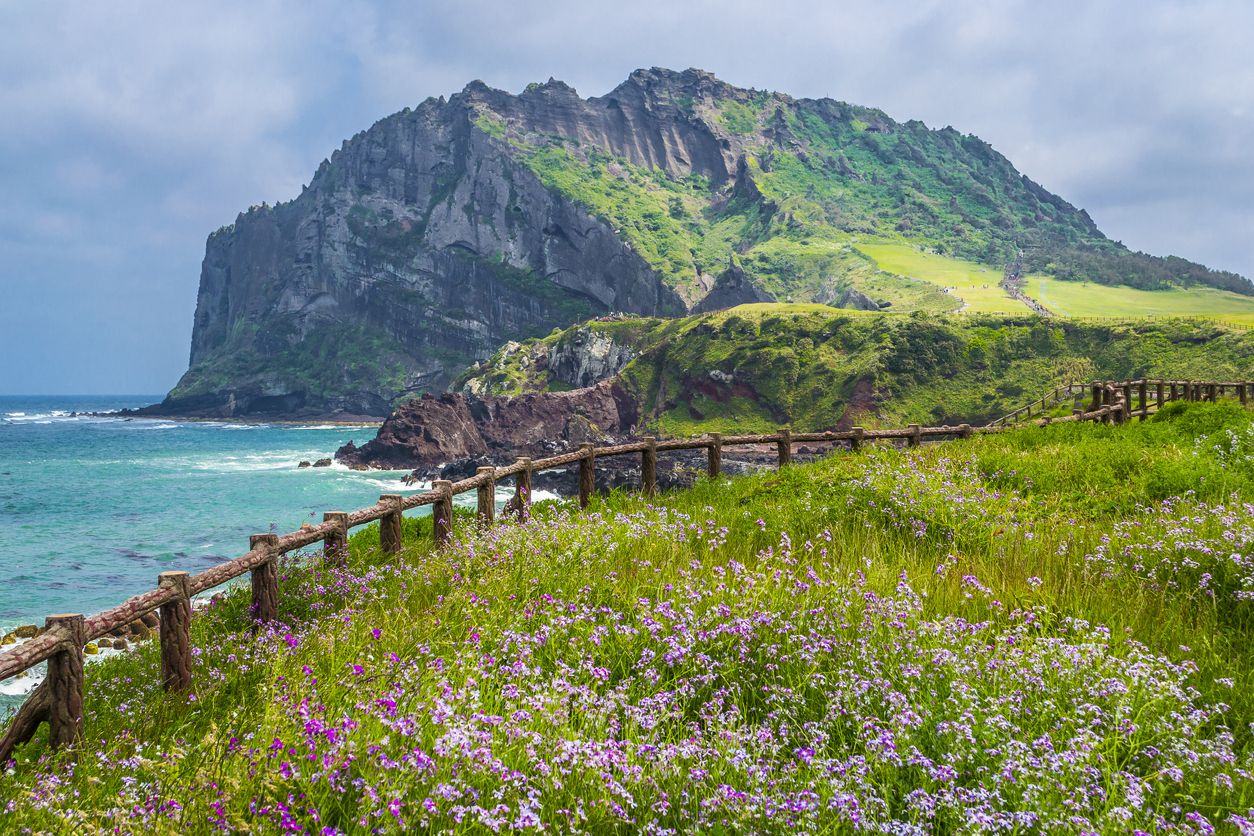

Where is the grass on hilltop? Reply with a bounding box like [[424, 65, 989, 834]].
[[464, 305, 1254, 439], [1, 403, 1253, 832], [1027, 274, 1254, 322], [855, 241, 1031, 314], [851, 240, 1254, 323]]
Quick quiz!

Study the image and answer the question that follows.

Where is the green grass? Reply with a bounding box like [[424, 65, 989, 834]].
[[856, 241, 1031, 314], [2, 403, 1253, 831], [1028, 274, 1254, 321], [463, 305, 1254, 434]]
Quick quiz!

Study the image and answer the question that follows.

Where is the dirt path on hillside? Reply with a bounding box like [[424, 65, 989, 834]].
[[1002, 251, 1053, 316]]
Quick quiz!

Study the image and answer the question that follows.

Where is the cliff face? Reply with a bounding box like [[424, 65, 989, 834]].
[[162, 74, 731, 417]]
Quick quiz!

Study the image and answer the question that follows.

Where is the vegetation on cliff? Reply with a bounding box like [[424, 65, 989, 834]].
[[460, 304, 1254, 435], [484, 69, 1249, 305], [2, 403, 1252, 831], [168, 320, 415, 411]]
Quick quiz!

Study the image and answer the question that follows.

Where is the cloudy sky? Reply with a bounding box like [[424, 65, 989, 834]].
[[2, 0, 1252, 394]]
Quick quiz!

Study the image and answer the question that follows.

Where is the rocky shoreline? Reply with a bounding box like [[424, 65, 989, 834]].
[[332, 380, 855, 495], [0, 594, 232, 695], [101, 407, 383, 426]]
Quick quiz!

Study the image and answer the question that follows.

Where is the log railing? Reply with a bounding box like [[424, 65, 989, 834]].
[[988, 382, 1090, 427], [0, 378, 1248, 763]]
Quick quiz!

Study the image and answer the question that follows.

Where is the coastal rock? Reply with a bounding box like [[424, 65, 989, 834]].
[[337, 379, 637, 472], [13, 625, 38, 639], [297, 460, 311, 468], [312, 458, 332, 468]]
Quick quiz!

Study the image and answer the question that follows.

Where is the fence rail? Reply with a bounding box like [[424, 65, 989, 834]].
[[0, 378, 1249, 763]]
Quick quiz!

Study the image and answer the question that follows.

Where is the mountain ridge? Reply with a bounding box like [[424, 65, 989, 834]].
[[154, 67, 1249, 420]]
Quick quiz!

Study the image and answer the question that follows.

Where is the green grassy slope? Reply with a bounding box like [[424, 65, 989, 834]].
[[847, 241, 1254, 321], [855, 241, 1029, 314], [460, 305, 1254, 434], [1028, 275, 1254, 321], [3, 403, 1252, 831], [478, 71, 1250, 308]]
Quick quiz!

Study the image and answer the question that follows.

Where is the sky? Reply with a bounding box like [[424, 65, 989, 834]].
[[2, 0, 1253, 395]]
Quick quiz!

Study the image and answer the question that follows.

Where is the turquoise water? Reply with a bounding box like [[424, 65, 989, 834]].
[[0, 395, 430, 635]]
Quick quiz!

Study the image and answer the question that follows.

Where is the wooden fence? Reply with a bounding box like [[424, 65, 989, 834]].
[[0, 378, 1249, 764], [1062, 314, 1254, 331], [987, 382, 1090, 428]]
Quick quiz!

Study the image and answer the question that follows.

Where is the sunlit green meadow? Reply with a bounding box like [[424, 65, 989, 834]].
[[855, 241, 1031, 314]]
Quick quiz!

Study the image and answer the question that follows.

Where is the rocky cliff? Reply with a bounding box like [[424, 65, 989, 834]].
[[156, 68, 1249, 418], [336, 380, 638, 470]]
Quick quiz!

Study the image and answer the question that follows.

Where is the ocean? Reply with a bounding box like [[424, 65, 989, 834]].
[[0, 395, 483, 646]]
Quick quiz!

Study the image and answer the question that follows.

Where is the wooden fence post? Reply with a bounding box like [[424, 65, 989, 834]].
[[45, 613, 85, 752], [476, 467, 496, 525], [249, 534, 279, 624], [578, 443, 595, 508], [1209, 383, 1218, 402], [514, 458, 532, 522], [157, 572, 192, 692], [958, 423, 972, 440], [777, 428, 792, 468], [1122, 383, 1133, 415], [707, 432, 722, 479], [1090, 383, 1102, 411], [1156, 381, 1165, 409], [432, 480, 453, 547], [378, 494, 404, 555], [1138, 380, 1148, 420], [907, 424, 921, 448], [323, 511, 348, 565], [641, 437, 657, 497], [1242, 382, 1249, 405], [850, 426, 865, 452]]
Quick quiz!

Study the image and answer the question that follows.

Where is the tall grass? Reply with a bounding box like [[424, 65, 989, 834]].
[[2, 403, 1252, 832]]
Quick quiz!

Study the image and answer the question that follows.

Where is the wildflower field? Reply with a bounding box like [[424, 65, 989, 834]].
[[3, 401, 1254, 833]]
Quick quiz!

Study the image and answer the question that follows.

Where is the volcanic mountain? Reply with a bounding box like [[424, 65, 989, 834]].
[[153, 68, 1249, 419]]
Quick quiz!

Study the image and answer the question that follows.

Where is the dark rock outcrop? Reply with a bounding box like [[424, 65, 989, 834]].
[[546, 327, 635, 389], [336, 380, 639, 470], [692, 261, 776, 314], [835, 287, 881, 311]]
